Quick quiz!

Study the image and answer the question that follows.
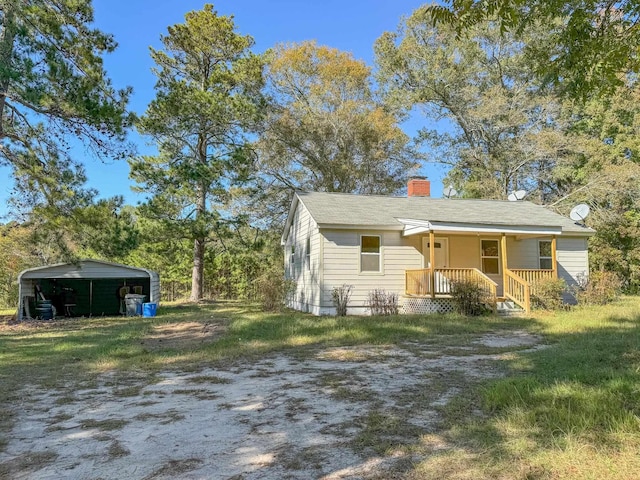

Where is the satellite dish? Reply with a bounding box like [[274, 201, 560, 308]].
[[443, 185, 457, 198], [570, 203, 591, 223], [508, 190, 528, 201]]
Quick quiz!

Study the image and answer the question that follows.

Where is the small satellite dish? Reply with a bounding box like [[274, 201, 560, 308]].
[[570, 203, 591, 222], [508, 190, 528, 201], [443, 185, 457, 198]]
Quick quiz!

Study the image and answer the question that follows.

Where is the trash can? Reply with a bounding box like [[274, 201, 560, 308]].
[[142, 302, 157, 318], [35, 300, 54, 321], [125, 294, 146, 316]]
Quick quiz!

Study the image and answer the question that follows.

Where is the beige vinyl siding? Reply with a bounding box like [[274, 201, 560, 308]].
[[557, 237, 589, 286], [448, 236, 481, 269], [506, 236, 589, 281], [321, 229, 421, 313], [506, 237, 541, 269], [285, 201, 321, 314]]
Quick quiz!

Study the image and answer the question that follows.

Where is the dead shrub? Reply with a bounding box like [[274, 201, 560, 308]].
[[254, 270, 296, 312], [450, 280, 491, 316], [366, 289, 399, 316], [332, 284, 353, 316], [574, 271, 622, 305], [531, 278, 566, 310]]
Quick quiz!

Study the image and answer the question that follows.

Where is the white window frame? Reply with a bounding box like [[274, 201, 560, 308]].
[[539, 240, 553, 270], [360, 234, 382, 274], [305, 237, 311, 270], [480, 238, 500, 275]]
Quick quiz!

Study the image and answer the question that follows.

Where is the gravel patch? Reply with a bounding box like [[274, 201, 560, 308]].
[[0, 331, 540, 479]]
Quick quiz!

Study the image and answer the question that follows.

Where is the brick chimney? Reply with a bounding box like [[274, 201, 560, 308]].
[[407, 177, 430, 197]]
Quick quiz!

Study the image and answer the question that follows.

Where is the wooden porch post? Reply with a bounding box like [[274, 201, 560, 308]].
[[501, 233, 508, 296], [551, 235, 558, 279], [429, 230, 436, 299]]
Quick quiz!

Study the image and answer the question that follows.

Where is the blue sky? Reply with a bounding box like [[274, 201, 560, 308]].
[[2, 0, 448, 215]]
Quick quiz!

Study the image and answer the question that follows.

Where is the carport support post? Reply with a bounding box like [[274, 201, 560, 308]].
[[429, 230, 436, 298]]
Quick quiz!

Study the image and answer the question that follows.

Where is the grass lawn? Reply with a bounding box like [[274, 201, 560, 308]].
[[1, 297, 639, 478]]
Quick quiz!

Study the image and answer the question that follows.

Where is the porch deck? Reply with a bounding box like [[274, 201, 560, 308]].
[[405, 267, 555, 313]]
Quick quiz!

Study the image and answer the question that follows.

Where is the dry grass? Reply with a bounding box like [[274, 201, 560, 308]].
[[1, 298, 639, 478]]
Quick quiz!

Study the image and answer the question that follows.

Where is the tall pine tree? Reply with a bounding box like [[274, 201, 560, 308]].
[[130, 4, 264, 301]]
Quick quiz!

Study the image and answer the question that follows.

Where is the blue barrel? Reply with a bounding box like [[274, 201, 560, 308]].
[[142, 303, 157, 317]]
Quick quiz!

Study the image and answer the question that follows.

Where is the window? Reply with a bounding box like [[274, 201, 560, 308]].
[[360, 235, 381, 272], [539, 240, 552, 270], [288, 244, 295, 278], [481, 239, 500, 274], [305, 237, 311, 270]]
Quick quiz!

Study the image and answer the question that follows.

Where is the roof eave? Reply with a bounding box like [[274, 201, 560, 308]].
[[316, 223, 404, 231]]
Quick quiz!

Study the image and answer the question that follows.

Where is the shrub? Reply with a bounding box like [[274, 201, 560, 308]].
[[332, 284, 353, 316], [531, 278, 566, 310], [254, 270, 296, 312], [366, 289, 399, 316], [574, 271, 622, 305], [450, 280, 490, 316]]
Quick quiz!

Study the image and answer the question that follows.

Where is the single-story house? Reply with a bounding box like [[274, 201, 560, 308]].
[[281, 179, 595, 315], [18, 259, 160, 320]]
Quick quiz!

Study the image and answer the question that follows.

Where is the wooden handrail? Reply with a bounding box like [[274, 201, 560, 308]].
[[509, 269, 553, 285], [504, 269, 531, 313], [405, 268, 431, 296], [405, 268, 498, 310]]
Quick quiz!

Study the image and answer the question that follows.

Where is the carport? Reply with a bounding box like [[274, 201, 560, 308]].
[[18, 260, 160, 320]]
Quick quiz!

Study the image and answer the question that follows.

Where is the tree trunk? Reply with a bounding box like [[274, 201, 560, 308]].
[[190, 236, 205, 301], [190, 133, 208, 302]]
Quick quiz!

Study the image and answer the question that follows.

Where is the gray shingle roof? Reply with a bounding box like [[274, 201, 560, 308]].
[[295, 191, 594, 235]]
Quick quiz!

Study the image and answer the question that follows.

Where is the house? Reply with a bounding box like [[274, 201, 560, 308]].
[[281, 179, 595, 315], [18, 259, 160, 321]]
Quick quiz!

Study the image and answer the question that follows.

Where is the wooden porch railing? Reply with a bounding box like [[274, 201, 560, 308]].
[[504, 269, 531, 313], [405, 268, 498, 308], [508, 269, 554, 296]]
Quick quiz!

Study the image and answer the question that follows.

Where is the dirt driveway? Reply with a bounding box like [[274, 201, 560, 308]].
[[0, 331, 540, 479]]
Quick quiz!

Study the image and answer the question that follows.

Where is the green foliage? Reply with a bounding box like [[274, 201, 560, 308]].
[[375, 14, 575, 201], [575, 271, 623, 306], [450, 280, 491, 316], [555, 85, 640, 292], [425, 1, 640, 98], [531, 278, 566, 310], [331, 284, 353, 316], [130, 4, 264, 300], [0, 223, 44, 307], [0, 0, 133, 214], [255, 41, 419, 225], [366, 289, 399, 316]]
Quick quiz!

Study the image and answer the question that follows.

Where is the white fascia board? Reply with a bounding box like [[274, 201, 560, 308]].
[[317, 223, 403, 231], [281, 194, 300, 246], [398, 218, 562, 236], [432, 222, 562, 235], [398, 218, 432, 237]]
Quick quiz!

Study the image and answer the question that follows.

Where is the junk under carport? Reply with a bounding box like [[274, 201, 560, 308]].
[[17, 260, 160, 321]]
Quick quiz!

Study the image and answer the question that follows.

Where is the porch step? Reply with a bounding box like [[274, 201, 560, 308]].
[[496, 300, 525, 316]]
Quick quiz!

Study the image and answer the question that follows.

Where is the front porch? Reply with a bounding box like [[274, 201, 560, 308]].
[[403, 231, 559, 313]]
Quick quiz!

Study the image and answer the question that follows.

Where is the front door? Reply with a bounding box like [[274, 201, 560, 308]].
[[422, 237, 449, 268], [480, 238, 502, 296]]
